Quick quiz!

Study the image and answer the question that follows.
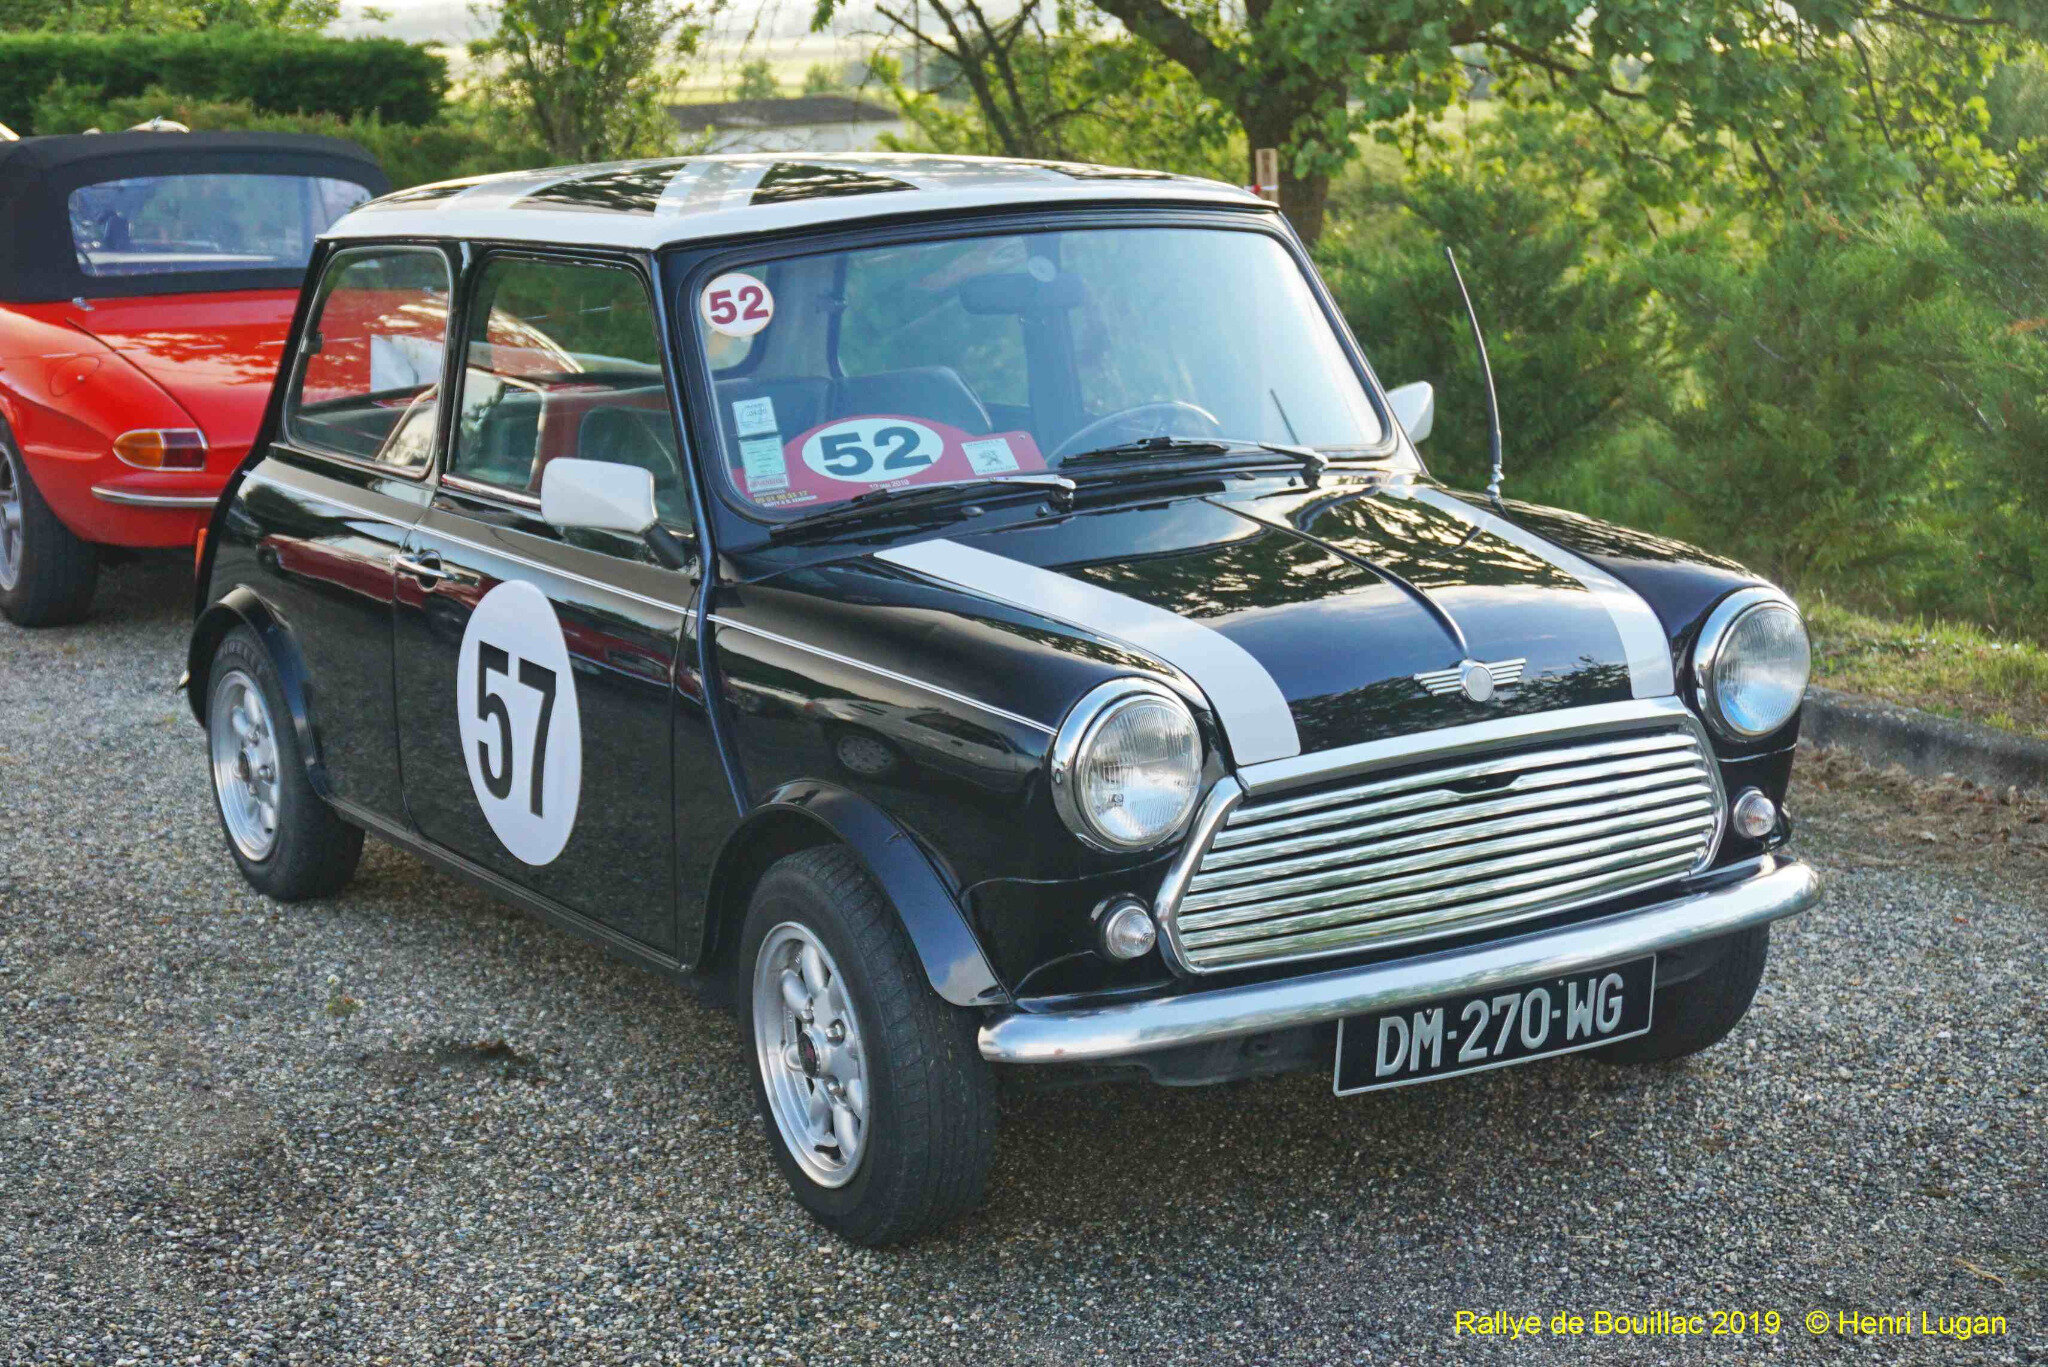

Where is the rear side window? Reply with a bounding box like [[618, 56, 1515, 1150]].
[[69, 174, 371, 278], [285, 247, 452, 470], [449, 256, 690, 527]]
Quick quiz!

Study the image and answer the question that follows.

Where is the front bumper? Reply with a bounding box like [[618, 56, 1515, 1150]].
[[978, 855, 1820, 1065]]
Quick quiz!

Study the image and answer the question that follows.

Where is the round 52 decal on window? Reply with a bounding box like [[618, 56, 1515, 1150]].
[[457, 580, 583, 866], [799, 418, 945, 485], [700, 271, 774, 338]]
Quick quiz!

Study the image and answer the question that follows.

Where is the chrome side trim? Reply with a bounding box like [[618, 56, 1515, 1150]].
[[875, 538, 1302, 765], [1404, 486, 1677, 700], [978, 858, 1821, 1064], [90, 486, 218, 509], [240, 469, 417, 530], [707, 614, 1056, 737], [421, 523, 691, 619], [1237, 697, 1698, 796]]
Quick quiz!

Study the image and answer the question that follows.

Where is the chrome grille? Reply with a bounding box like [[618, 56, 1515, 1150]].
[[1162, 721, 1723, 973]]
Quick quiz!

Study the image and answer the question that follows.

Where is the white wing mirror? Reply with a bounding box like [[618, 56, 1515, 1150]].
[[541, 458, 658, 535], [1387, 381, 1435, 445], [540, 458, 691, 571]]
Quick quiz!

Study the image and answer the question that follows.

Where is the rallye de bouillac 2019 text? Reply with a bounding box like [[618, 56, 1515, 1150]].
[[186, 154, 1821, 1243]]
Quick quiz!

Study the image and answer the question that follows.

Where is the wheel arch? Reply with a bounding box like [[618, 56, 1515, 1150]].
[[186, 587, 331, 798], [700, 780, 1010, 1008]]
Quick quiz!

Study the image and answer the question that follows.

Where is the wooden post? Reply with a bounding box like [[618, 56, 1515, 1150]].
[[1253, 147, 1280, 203]]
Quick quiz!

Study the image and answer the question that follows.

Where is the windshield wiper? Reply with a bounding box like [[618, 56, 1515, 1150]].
[[767, 473, 1076, 542], [1059, 435, 1329, 480]]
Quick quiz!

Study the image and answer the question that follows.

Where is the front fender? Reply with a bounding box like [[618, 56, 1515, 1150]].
[[185, 586, 330, 797], [705, 779, 1010, 1008]]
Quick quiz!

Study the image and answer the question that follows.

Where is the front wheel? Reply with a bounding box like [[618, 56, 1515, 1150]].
[[1593, 925, 1770, 1064], [0, 422, 98, 627], [738, 845, 995, 1245], [205, 627, 363, 901]]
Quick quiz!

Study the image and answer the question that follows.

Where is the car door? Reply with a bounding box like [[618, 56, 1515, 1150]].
[[390, 251, 697, 953], [225, 243, 455, 822]]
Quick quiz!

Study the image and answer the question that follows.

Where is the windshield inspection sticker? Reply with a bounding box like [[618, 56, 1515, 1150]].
[[960, 437, 1021, 475], [740, 437, 790, 493], [457, 580, 583, 866], [701, 271, 775, 338], [732, 395, 778, 437]]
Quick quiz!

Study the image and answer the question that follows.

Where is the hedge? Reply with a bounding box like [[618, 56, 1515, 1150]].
[[0, 33, 448, 133]]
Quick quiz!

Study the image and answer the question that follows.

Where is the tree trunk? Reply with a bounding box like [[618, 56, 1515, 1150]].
[[1241, 107, 1330, 250]]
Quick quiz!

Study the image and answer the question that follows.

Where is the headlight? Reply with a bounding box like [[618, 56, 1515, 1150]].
[[1050, 681, 1203, 851], [1693, 588, 1811, 740]]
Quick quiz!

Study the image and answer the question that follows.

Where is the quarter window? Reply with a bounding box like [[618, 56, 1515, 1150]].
[[286, 247, 451, 470], [449, 257, 690, 528]]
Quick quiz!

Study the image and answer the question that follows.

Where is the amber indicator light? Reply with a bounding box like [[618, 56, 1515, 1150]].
[[113, 428, 209, 470]]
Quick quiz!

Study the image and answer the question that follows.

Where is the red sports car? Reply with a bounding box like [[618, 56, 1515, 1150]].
[[0, 130, 387, 625]]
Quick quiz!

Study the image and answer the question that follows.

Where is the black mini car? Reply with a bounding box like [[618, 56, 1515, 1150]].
[[188, 153, 1821, 1244]]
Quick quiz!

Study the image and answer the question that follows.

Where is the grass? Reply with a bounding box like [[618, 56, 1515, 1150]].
[[1805, 599, 2048, 742]]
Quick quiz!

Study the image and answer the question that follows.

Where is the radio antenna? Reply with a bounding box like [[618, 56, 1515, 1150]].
[[1443, 246, 1505, 510]]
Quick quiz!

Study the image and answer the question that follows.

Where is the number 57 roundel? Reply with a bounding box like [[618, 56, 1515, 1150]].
[[456, 580, 584, 865]]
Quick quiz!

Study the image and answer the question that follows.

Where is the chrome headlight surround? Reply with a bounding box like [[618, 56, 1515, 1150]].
[[1692, 587, 1811, 741], [1049, 679, 1204, 853]]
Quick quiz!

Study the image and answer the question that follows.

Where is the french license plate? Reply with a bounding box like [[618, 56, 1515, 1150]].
[[1333, 957, 1656, 1095]]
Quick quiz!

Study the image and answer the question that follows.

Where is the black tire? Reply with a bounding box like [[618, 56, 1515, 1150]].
[[737, 845, 995, 1245], [0, 421, 98, 627], [1593, 926, 1770, 1064], [204, 626, 363, 901]]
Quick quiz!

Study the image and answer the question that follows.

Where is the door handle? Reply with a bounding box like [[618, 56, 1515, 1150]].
[[395, 551, 447, 587]]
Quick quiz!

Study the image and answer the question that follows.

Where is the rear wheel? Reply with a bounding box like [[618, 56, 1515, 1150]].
[[738, 845, 995, 1245], [1593, 925, 1770, 1064], [205, 627, 363, 900], [0, 423, 98, 627]]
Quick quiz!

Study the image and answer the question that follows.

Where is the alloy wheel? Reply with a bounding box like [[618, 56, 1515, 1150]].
[[209, 668, 282, 861], [752, 922, 871, 1188], [0, 436, 23, 593]]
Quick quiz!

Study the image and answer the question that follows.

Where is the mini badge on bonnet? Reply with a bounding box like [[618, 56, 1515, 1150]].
[[1414, 658, 1526, 702]]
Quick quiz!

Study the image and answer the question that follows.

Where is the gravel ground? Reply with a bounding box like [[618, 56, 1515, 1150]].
[[3, 557, 2043, 1366]]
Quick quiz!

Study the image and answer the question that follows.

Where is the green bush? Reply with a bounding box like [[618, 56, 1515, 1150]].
[[1314, 106, 1674, 494], [1639, 209, 2048, 635], [28, 87, 552, 190], [0, 32, 447, 134]]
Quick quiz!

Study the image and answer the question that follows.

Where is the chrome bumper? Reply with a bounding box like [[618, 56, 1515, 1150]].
[[977, 856, 1820, 1065]]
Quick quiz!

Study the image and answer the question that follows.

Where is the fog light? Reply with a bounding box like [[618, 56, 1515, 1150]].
[[1732, 788, 1777, 839], [1095, 897, 1157, 961]]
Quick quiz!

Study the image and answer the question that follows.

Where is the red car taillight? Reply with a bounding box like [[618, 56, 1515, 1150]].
[[113, 428, 208, 470]]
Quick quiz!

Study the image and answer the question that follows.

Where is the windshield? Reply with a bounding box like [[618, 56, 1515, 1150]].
[[695, 226, 1394, 514], [69, 174, 372, 278]]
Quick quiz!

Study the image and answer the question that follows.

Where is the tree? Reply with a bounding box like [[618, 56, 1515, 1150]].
[[801, 60, 841, 94], [1, 0, 336, 31], [732, 55, 778, 100], [821, 0, 2046, 246], [469, 0, 707, 163], [839, 0, 1235, 180]]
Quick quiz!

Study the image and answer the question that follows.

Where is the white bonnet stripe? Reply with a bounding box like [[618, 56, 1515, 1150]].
[[876, 540, 1302, 764], [1405, 487, 1676, 699]]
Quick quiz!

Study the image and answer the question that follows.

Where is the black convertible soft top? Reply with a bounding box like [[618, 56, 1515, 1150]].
[[0, 130, 388, 303]]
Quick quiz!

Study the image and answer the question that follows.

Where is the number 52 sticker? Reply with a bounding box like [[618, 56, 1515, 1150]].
[[457, 580, 583, 866], [701, 271, 774, 338], [800, 418, 943, 484]]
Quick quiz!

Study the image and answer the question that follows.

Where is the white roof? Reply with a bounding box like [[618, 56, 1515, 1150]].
[[325, 152, 1269, 251]]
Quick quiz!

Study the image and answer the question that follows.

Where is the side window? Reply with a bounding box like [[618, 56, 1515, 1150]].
[[450, 256, 691, 529], [286, 247, 451, 469]]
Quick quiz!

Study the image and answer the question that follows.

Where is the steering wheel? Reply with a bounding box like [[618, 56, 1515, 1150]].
[[1050, 400, 1225, 461]]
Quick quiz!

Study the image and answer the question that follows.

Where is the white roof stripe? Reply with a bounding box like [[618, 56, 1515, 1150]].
[[326, 152, 1267, 251]]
